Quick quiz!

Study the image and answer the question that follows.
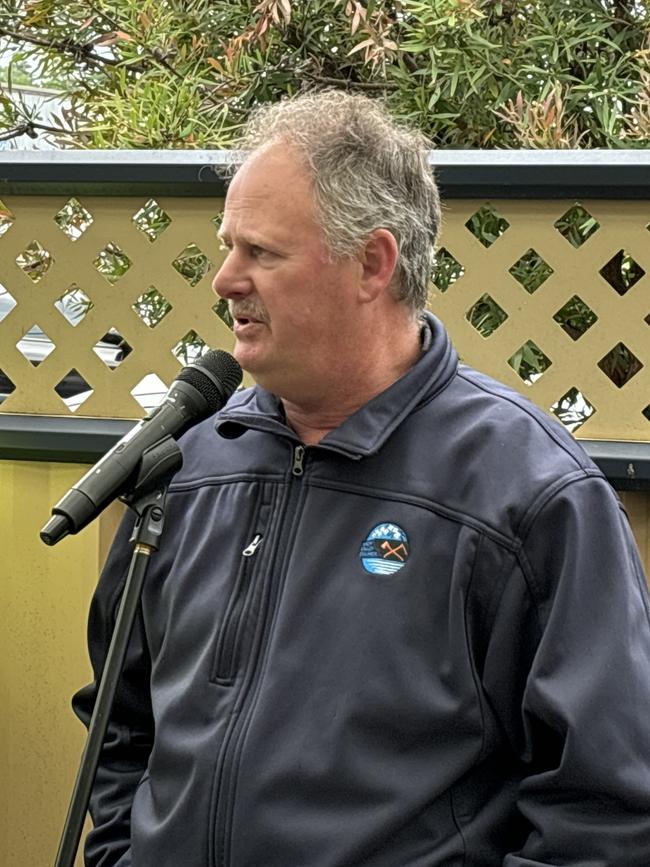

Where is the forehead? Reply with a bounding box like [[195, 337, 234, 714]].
[[220, 145, 319, 241]]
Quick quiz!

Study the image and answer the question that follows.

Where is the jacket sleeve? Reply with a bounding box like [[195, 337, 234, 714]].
[[484, 473, 650, 866], [72, 511, 154, 867]]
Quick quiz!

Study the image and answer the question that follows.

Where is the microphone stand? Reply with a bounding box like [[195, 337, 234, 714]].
[[53, 436, 183, 867]]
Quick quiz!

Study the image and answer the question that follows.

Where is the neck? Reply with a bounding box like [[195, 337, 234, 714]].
[[282, 316, 422, 445]]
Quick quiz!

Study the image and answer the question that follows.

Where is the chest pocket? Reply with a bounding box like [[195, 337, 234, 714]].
[[210, 486, 274, 684]]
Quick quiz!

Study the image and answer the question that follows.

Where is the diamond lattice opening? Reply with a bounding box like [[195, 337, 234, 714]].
[[553, 295, 597, 341], [508, 340, 552, 385], [554, 204, 600, 248], [645, 312, 650, 327], [55, 285, 93, 326], [550, 388, 596, 433], [172, 244, 212, 286], [131, 373, 168, 412], [0, 368, 16, 403], [509, 249, 553, 294], [94, 242, 132, 284], [0, 199, 15, 238], [132, 287, 172, 328], [17, 325, 56, 366], [212, 298, 233, 329], [465, 204, 510, 248], [599, 250, 645, 296], [643, 405, 650, 423], [54, 369, 94, 411], [172, 330, 208, 365], [432, 248, 465, 292], [598, 342, 643, 388], [92, 328, 132, 369], [0, 285, 17, 322], [465, 294, 508, 337], [132, 199, 172, 242], [16, 240, 53, 283], [54, 197, 94, 241]]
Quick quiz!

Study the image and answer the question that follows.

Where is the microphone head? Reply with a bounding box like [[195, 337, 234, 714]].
[[178, 349, 243, 412]]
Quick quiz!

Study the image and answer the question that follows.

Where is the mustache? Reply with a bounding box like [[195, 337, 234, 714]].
[[229, 300, 270, 325]]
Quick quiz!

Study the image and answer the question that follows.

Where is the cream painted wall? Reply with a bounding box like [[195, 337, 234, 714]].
[[0, 461, 121, 867]]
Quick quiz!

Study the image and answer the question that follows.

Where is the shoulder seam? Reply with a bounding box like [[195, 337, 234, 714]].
[[456, 368, 591, 473], [516, 468, 607, 543], [514, 472, 616, 605]]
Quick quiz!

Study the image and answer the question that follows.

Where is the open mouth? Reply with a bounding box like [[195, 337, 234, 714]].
[[230, 303, 267, 328], [234, 315, 266, 331]]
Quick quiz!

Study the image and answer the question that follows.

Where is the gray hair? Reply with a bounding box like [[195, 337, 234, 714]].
[[236, 91, 441, 313]]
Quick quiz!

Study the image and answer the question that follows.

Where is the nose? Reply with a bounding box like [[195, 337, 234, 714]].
[[212, 247, 251, 300]]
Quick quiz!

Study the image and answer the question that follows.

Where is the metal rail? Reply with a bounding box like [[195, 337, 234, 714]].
[[2, 149, 650, 198]]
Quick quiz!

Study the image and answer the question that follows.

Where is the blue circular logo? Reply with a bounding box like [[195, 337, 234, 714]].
[[359, 523, 409, 575]]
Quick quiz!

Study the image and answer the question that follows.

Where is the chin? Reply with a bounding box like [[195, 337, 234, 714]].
[[232, 343, 258, 370], [232, 346, 270, 384]]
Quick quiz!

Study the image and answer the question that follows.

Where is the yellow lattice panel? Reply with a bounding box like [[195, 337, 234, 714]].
[[0, 195, 236, 417], [0, 194, 648, 441], [431, 199, 650, 442]]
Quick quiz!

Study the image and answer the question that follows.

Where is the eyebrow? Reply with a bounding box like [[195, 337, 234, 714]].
[[218, 229, 278, 251]]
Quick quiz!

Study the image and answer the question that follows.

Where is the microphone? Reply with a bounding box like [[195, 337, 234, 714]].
[[40, 349, 242, 546]]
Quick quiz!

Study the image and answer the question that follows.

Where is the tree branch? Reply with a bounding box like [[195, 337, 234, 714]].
[[303, 73, 398, 90], [0, 25, 147, 73], [3, 18, 227, 115], [0, 123, 32, 142], [0, 118, 88, 142], [88, 5, 185, 81]]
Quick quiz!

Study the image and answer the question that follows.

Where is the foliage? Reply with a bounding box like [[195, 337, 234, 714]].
[[0, 49, 31, 85], [0, 0, 648, 148], [508, 339, 551, 384]]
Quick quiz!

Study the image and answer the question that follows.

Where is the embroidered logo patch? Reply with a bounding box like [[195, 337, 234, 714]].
[[359, 523, 410, 575]]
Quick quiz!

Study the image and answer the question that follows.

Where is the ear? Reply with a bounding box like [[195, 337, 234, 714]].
[[357, 229, 399, 304]]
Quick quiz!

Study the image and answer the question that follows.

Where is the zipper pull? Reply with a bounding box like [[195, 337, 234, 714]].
[[242, 534, 263, 557], [292, 445, 305, 477]]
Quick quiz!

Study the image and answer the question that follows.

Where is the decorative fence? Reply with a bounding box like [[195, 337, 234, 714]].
[[0, 150, 649, 867], [434, 197, 649, 443], [0, 151, 649, 445], [0, 194, 235, 418]]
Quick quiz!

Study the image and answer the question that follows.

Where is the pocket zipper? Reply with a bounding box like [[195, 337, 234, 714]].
[[242, 534, 263, 557]]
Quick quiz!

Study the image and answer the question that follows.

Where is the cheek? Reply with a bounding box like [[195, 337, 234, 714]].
[[265, 263, 352, 338]]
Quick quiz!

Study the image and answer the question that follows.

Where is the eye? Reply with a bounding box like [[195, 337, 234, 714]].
[[249, 244, 273, 260]]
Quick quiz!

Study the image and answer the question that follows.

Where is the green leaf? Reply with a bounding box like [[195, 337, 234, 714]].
[[464, 29, 499, 50]]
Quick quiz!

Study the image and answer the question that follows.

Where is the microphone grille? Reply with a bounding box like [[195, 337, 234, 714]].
[[178, 349, 243, 412]]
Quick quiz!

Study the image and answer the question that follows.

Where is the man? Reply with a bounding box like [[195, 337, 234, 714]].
[[74, 91, 650, 866]]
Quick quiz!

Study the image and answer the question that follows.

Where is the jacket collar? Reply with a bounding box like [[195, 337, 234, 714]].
[[216, 312, 458, 459]]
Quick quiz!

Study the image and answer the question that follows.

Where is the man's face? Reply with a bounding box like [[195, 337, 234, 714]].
[[213, 144, 362, 401]]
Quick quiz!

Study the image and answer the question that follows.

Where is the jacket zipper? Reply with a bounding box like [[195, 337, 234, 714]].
[[292, 444, 305, 476], [212, 443, 307, 867]]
